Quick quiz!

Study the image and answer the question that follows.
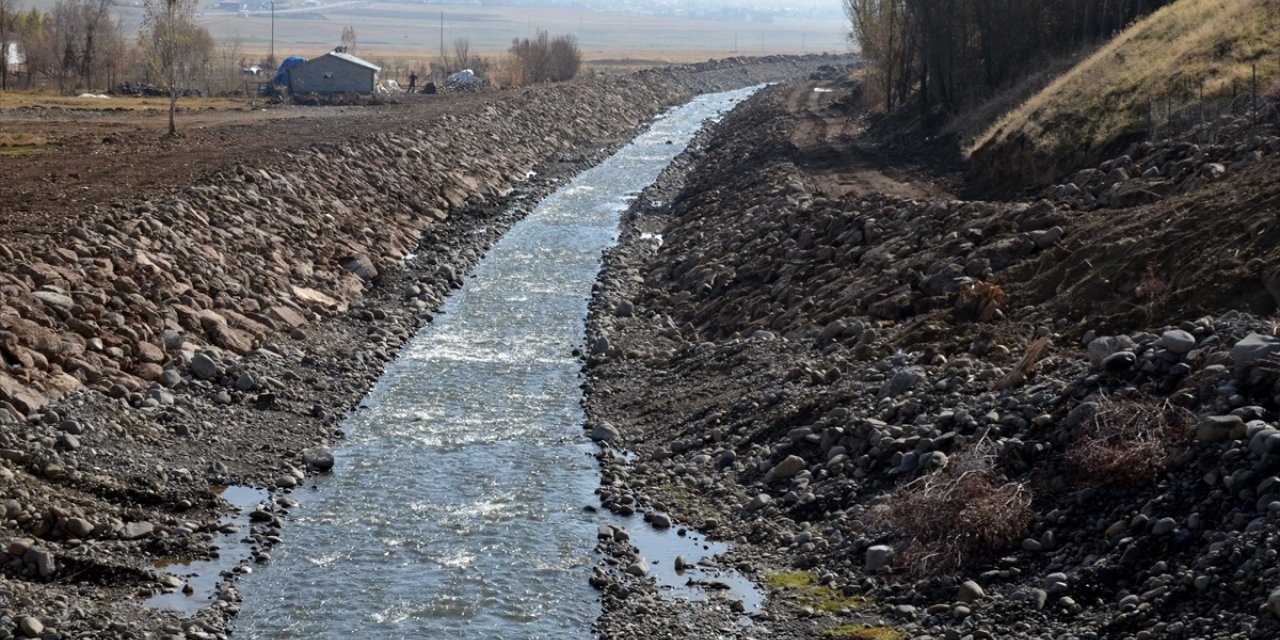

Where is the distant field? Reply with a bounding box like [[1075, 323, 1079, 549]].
[[112, 2, 849, 66]]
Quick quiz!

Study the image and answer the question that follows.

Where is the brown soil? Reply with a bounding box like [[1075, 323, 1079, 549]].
[[0, 93, 494, 241], [1003, 155, 1280, 332], [782, 81, 954, 200]]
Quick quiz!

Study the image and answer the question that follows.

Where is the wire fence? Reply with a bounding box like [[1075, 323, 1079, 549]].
[[1145, 57, 1280, 144]]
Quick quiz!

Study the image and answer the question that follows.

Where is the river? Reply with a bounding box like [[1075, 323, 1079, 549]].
[[232, 85, 762, 638]]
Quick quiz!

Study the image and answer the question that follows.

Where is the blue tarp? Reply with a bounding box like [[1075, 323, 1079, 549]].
[[274, 56, 307, 85]]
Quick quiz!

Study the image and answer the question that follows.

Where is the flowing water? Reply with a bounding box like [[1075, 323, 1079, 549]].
[[232, 86, 763, 638]]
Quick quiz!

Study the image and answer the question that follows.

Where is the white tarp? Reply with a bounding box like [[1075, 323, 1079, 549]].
[[446, 69, 480, 87]]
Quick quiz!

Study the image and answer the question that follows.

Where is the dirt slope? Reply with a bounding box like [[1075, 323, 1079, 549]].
[[584, 73, 1280, 640], [967, 0, 1280, 195]]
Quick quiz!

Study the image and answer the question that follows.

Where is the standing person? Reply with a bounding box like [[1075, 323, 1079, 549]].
[[408, 71, 418, 93]]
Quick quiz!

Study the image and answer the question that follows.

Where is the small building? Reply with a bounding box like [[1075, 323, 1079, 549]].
[[287, 51, 380, 95]]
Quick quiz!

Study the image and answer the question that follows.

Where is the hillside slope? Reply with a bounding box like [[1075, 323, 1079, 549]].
[[968, 0, 1280, 195]]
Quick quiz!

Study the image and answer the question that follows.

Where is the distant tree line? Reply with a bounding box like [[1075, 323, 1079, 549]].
[[846, 0, 1175, 116], [0, 0, 219, 97], [1, 0, 129, 92]]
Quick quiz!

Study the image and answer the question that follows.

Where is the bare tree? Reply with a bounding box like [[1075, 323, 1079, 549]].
[[77, 0, 115, 90], [139, 0, 212, 136], [548, 34, 579, 82], [339, 25, 356, 54], [0, 0, 16, 91], [847, 0, 1178, 115], [508, 31, 579, 85], [12, 7, 47, 89], [442, 37, 476, 73]]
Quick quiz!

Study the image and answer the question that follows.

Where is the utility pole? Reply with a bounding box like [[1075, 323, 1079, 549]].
[[439, 11, 444, 63], [270, 0, 275, 66], [733, 31, 737, 53]]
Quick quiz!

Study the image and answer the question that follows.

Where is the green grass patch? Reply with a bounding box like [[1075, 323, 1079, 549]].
[[822, 625, 908, 640], [764, 571, 871, 613], [765, 571, 819, 589], [0, 145, 47, 156]]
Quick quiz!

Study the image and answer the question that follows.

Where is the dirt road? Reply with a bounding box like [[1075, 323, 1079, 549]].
[[782, 79, 950, 200]]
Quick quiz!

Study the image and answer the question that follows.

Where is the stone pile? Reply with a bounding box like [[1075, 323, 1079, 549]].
[[0, 55, 847, 424], [1043, 99, 1279, 209], [605, 86, 1065, 344], [585, 81, 1280, 639]]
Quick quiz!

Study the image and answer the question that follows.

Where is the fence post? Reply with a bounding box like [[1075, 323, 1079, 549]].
[[1199, 79, 1205, 127], [1253, 62, 1259, 127], [1152, 96, 1162, 137]]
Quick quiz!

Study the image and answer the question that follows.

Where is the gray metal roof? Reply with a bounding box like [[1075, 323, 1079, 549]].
[[314, 51, 381, 72]]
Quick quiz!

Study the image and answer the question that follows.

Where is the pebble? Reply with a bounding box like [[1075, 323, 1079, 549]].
[[590, 421, 622, 443], [1151, 517, 1177, 536], [625, 558, 650, 577], [19, 617, 43, 637], [957, 580, 985, 603], [865, 545, 893, 573]]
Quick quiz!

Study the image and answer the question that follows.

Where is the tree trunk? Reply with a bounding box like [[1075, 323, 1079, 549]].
[[1, 3, 7, 92]]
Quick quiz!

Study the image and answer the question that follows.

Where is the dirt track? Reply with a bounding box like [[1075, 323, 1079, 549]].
[[782, 81, 951, 201]]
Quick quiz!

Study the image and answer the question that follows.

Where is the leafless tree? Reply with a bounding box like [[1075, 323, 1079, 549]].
[[140, 0, 213, 135], [509, 31, 580, 85], [340, 25, 356, 54], [548, 34, 580, 82], [847, 0, 1178, 115], [0, 0, 16, 91]]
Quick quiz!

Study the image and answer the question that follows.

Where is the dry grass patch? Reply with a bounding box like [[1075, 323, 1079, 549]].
[[879, 443, 1034, 576], [971, 0, 1280, 157], [0, 133, 49, 147], [0, 132, 53, 156], [1065, 394, 1188, 487], [822, 625, 908, 640], [0, 92, 247, 112]]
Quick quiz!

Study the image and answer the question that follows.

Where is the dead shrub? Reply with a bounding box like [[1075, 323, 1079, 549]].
[[1135, 263, 1169, 323], [508, 30, 581, 85], [1065, 394, 1188, 487], [994, 336, 1052, 390], [879, 443, 1034, 576], [955, 281, 1006, 322]]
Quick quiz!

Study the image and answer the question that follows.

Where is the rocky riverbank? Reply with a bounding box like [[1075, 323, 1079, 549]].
[[584, 76, 1280, 639], [0, 56, 849, 639]]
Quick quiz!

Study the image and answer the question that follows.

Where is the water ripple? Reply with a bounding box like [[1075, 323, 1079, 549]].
[[233, 86, 763, 639]]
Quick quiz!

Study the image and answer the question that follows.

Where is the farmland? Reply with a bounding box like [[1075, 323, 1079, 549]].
[[68, 0, 849, 66]]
